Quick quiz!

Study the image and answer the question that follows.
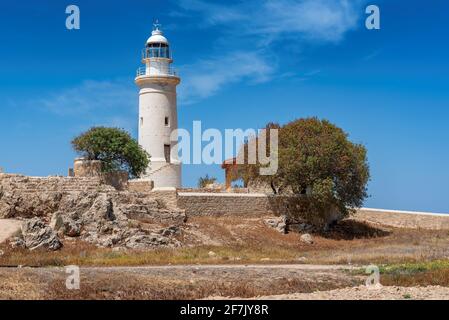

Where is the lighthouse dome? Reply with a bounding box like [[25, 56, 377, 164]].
[[146, 29, 169, 45]]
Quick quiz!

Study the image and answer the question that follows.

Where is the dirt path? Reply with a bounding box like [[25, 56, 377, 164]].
[[0, 219, 21, 244], [84, 264, 355, 271]]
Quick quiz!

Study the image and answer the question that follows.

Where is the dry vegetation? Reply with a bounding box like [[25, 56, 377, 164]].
[[2, 215, 449, 299], [2, 216, 449, 267]]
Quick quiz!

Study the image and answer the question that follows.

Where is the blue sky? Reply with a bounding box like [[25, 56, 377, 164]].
[[0, 0, 448, 212]]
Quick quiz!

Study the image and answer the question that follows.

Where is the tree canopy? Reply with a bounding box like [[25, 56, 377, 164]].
[[236, 118, 370, 220], [71, 127, 150, 178]]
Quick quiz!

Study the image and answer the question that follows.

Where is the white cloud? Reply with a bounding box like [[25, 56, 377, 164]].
[[175, 0, 366, 104], [179, 51, 275, 104], [177, 0, 364, 44], [37, 79, 136, 116], [10, 79, 138, 133]]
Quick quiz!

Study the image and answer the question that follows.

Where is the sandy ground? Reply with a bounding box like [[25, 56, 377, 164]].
[[0, 219, 21, 244], [250, 285, 449, 300]]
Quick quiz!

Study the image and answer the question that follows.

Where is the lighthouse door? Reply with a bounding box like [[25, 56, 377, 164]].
[[164, 144, 171, 163]]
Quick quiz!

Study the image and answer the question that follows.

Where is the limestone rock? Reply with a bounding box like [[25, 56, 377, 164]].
[[21, 218, 62, 251], [89, 193, 115, 221], [208, 251, 217, 257], [160, 225, 180, 237], [50, 212, 64, 231], [63, 218, 81, 237], [1, 174, 187, 250], [300, 233, 314, 245], [264, 216, 287, 234], [125, 233, 171, 249], [9, 237, 25, 249]]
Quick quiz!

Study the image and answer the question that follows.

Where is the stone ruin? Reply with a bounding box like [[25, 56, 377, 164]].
[[0, 160, 343, 251], [0, 173, 186, 250]]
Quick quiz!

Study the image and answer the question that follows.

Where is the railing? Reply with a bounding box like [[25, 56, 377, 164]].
[[136, 67, 179, 77]]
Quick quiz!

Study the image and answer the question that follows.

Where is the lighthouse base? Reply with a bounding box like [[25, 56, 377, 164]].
[[140, 161, 181, 189]]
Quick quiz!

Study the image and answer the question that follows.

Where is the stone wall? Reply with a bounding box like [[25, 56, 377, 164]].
[[102, 171, 129, 191], [128, 180, 154, 193], [176, 192, 449, 229], [177, 192, 275, 216], [0, 174, 112, 193], [72, 159, 129, 190], [176, 192, 339, 225], [150, 189, 178, 209], [74, 158, 103, 177]]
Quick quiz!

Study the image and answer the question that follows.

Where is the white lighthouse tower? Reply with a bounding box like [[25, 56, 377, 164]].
[[135, 23, 181, 188]]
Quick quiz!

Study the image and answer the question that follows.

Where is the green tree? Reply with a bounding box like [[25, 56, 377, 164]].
[[72, 127, 150, 178], [236, 118, 370, 222], [198, 174, 217, 188]]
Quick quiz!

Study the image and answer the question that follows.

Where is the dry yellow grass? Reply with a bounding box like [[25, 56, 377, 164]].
[[0, 242, 305, 267], [2, 216, 449, 299], [2, 216, 449, 267]]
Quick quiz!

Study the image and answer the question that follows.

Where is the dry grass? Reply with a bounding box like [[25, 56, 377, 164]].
[[3, 216, 449, 299], [2, 216, 449, 268], [0, 242, 305, 267], [43, 274, 356, 300], [379, 260, 449, 287], [0, 265, 362, 300], [382, 269, 449, 287], [0, 270, 42, 299]]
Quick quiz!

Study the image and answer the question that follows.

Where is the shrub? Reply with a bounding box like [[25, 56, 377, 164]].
[[72, 127, 150, 178], [198, 174, 217, 188]]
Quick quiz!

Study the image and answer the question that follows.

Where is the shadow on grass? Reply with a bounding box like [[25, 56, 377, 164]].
[[319, 219, 391, 240]]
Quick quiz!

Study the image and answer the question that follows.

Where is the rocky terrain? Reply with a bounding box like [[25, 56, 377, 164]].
[[0, 174, 186, 250], [2, 173, 449, 301]]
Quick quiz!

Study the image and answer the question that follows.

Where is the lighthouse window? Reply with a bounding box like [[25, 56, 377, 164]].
[[164, 144, 171, 163], [140, 117, 143, 126], [164, 117, 170, 127], [145, 43, 170, 59]]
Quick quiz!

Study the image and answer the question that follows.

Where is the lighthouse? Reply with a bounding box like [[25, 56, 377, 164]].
[[135, 23, 181, 188]]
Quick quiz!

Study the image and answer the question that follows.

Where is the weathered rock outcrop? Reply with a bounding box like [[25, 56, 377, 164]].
[[0, 174, 186, 250], [19, 218, 62, 251]]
